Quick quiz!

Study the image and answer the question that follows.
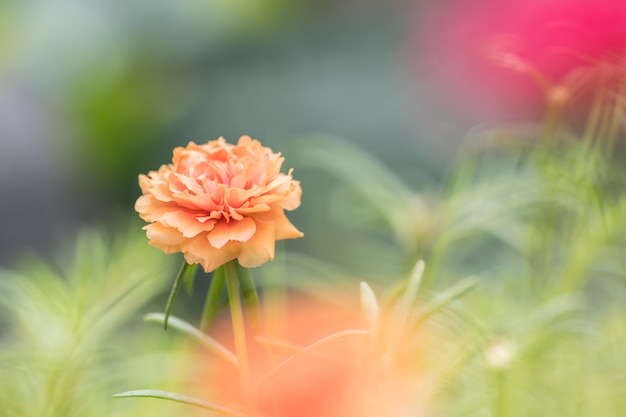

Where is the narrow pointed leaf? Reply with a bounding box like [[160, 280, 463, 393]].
[[224, 260, 251, 387], [415, 277, 479, 324], [113, 390, 246, 416], [236, 263, 262, 334], [163, 260, 191, 330], [201, 265, 226, 333], [183, 263, 198, 296], [144, 312, 238, 366], [396, 260, 425, 328], [359, 281, 380, 338]]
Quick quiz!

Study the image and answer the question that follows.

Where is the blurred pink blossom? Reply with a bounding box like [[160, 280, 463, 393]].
[[415, 0, 626, 122]]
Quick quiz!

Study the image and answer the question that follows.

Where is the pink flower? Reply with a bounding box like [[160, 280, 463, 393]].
[[415, 0, 626, 121], [135, 136, 303, 272]]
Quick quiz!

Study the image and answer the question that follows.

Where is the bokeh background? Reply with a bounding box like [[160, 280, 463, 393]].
[[0, 0, 469, 268], [3, 2, 626, 416]]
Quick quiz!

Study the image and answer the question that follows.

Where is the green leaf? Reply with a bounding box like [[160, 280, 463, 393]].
[[113, 389, 246, 416], [236, 263, 262, 334], [200, 265, 226, 333], [396, 260, 426, 327], [359, 281, 380, 339], [297, 135, 423, 252], [144, 313, 237, 366], [183, 263, 198, 296], [224, 260, 251, 387], [163, 260, 191, 330], [415, 277, 479, 324]]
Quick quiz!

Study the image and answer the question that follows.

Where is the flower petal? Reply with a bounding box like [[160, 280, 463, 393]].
[[135, 135, 303, 271], [207, 217, 257, 249], [144, 223, 185, 253], [237, 219, 276, 268], [162, 210, 216, 238], [279, 180, 303, 211], [184, 235, 241, 272], [254, 207, 303, 240]]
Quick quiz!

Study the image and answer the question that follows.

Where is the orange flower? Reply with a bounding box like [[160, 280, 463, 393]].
[[135, 136, 303, 272], [190, 296, 433, 416], [192, 297, 367, 417]]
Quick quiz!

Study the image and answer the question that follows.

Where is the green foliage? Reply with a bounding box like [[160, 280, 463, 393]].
[[2, 128, 625, 416], [0, 229, 197, 417], [297, 127, 626, 416], [2, 107, 626, 416]]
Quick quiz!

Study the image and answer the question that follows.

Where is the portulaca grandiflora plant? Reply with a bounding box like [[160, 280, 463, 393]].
[[2, 3, 626, 416], [114, 8, 626, 414], [115, 75, 626, 417]]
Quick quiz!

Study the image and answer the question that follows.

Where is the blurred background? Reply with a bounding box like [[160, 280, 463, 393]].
[[0, 0, 469, 267], [3, 2, 626, 416]]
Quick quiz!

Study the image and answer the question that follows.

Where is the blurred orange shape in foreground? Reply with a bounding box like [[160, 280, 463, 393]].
[[190, 296, 432, 417]]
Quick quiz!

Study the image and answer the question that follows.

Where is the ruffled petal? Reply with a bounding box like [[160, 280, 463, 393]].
[[162, 210, 216, 238], [208, 217, 256, 249], [135, 135, 302, 270], [254, 207, 303, 239], [279, 181, 303, 211], [134, 194, 160, 221], [237, 219, 276, 268], [144, 223, 184, 253], [184, 234, 241, 272]]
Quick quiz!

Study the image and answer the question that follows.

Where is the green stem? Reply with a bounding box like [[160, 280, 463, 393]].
[[224, 261, 251, 397], [201, 266, 226, 333], [237, 263, 262, 334]]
